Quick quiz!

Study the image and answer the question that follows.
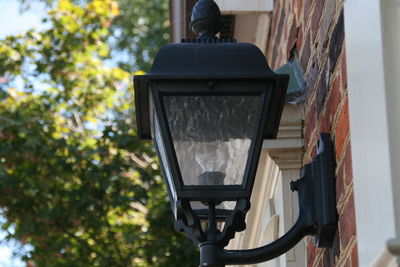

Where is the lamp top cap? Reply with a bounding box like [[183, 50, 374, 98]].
[[190, 0, 222, 39]]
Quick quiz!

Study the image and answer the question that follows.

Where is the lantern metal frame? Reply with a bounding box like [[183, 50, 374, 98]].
[[134, 41, 289, 222], [133, 0, 338, 266], [151, 80, 274, 199]]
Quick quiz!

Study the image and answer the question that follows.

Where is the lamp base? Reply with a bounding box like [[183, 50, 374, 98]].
[[199, 171, 225, 186], [199, 242, 225, 267]]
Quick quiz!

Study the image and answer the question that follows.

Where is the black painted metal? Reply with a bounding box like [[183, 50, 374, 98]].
[[220, 15, 235, 39], [175, 199, 205, 245], [309, 133, 337, 247], [190, 0, 221, 39]]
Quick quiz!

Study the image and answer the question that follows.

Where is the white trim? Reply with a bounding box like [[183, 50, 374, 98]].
[[370, 239, 400, 267], [370, 248, 397, 267], [380, 0, 400, 238], [214, 0, 273, 14], [344, 0, 397, 266], [274, 169, 305, 267], [233, 13, 271, 54], [264, 103, 305, 267]]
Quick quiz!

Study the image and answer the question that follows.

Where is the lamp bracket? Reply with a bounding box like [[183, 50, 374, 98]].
[[217, 199, 250, 247], [174, 198, 251, 247], [195, 133, 337, 266], [175, 199, 206, 245]]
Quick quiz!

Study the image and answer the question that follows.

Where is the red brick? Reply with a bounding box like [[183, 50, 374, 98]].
[[329, 11, 345, 73], [267, 0, 282, 62], [339, 192, 357, 248], [276, 8, 286, 42], [342, 51, 348, 90], [302, 0, 312, 26], [307, 239, 324, 267], [295, 0, 303, 23], [318, 72, 336, 133], [296, 24, 304, 52], [270, 7, 286, 67], [314, 255, 324, 267], [343, 142, 353, 185], [310, 143, 317, 159], [335, 160, 345, 203], [335, 98, 350, 160], [305, 62, 319, 98], [266, 2, 354, 266], [269, 0, 282, 38], [287, 20, 298, 57], [300, 33, 311, 69], [318, 112, 330, 133], [319, 0, 336, 41], [316, 63, 330, 115], [304, 101, 317, 152], [311, 0, 324, 42], [331, 73, 342, 97], [307, 240, 316, 267], [275, 54, 284, 70], [323, 73, 341, 130]]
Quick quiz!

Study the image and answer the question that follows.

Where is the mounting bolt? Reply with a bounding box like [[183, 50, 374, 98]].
[[290, 180, 300, 192], [208, 81, 215, 89]]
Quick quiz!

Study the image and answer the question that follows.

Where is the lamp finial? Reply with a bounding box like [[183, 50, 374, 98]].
[[190, 0, 222, 39]]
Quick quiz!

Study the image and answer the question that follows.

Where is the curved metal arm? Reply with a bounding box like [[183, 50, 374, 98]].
[[221, 214, 313, 265], [220, 162, 318, 265]]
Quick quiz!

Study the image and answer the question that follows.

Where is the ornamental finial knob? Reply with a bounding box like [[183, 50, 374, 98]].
[[190, 0, 221, 38]]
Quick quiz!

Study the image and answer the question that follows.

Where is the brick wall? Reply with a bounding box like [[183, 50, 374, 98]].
[[266, 0, 358, 266]]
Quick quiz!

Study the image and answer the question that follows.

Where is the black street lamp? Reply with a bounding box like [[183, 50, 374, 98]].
[[134, 0, 337, 266]]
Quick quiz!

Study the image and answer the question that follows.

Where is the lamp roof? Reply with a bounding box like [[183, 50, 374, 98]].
[[143, 41, 280, 80], [134, 41, 289, 141]]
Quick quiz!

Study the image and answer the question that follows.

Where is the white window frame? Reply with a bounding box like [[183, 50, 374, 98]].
[[214, 0, 273, 14], [227, 104, 306, 267]]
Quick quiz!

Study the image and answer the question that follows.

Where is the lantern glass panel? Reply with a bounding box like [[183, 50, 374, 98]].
[[163, 95, 261, 186], [190, 201, 236, 211], [154, 114, 177, 204]]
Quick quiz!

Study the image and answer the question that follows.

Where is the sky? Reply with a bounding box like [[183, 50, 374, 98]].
[[0, 0, 46, 37], [0, 1, 47, 266]]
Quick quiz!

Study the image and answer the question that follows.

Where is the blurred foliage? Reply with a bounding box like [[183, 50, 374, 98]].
[[20, 0, 170, 72], [0, 0, 198, 266]]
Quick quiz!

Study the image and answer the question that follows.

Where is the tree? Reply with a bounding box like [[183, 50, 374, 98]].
[[19, 0, 170, 72], [0, 0, 198, 266]]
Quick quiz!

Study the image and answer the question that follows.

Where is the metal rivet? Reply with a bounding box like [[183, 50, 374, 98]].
[[208, 81, 215, 89]]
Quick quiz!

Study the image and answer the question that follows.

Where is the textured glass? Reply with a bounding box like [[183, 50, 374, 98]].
[[190, 201, 236, 211], [164, 95, 261, 186]]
